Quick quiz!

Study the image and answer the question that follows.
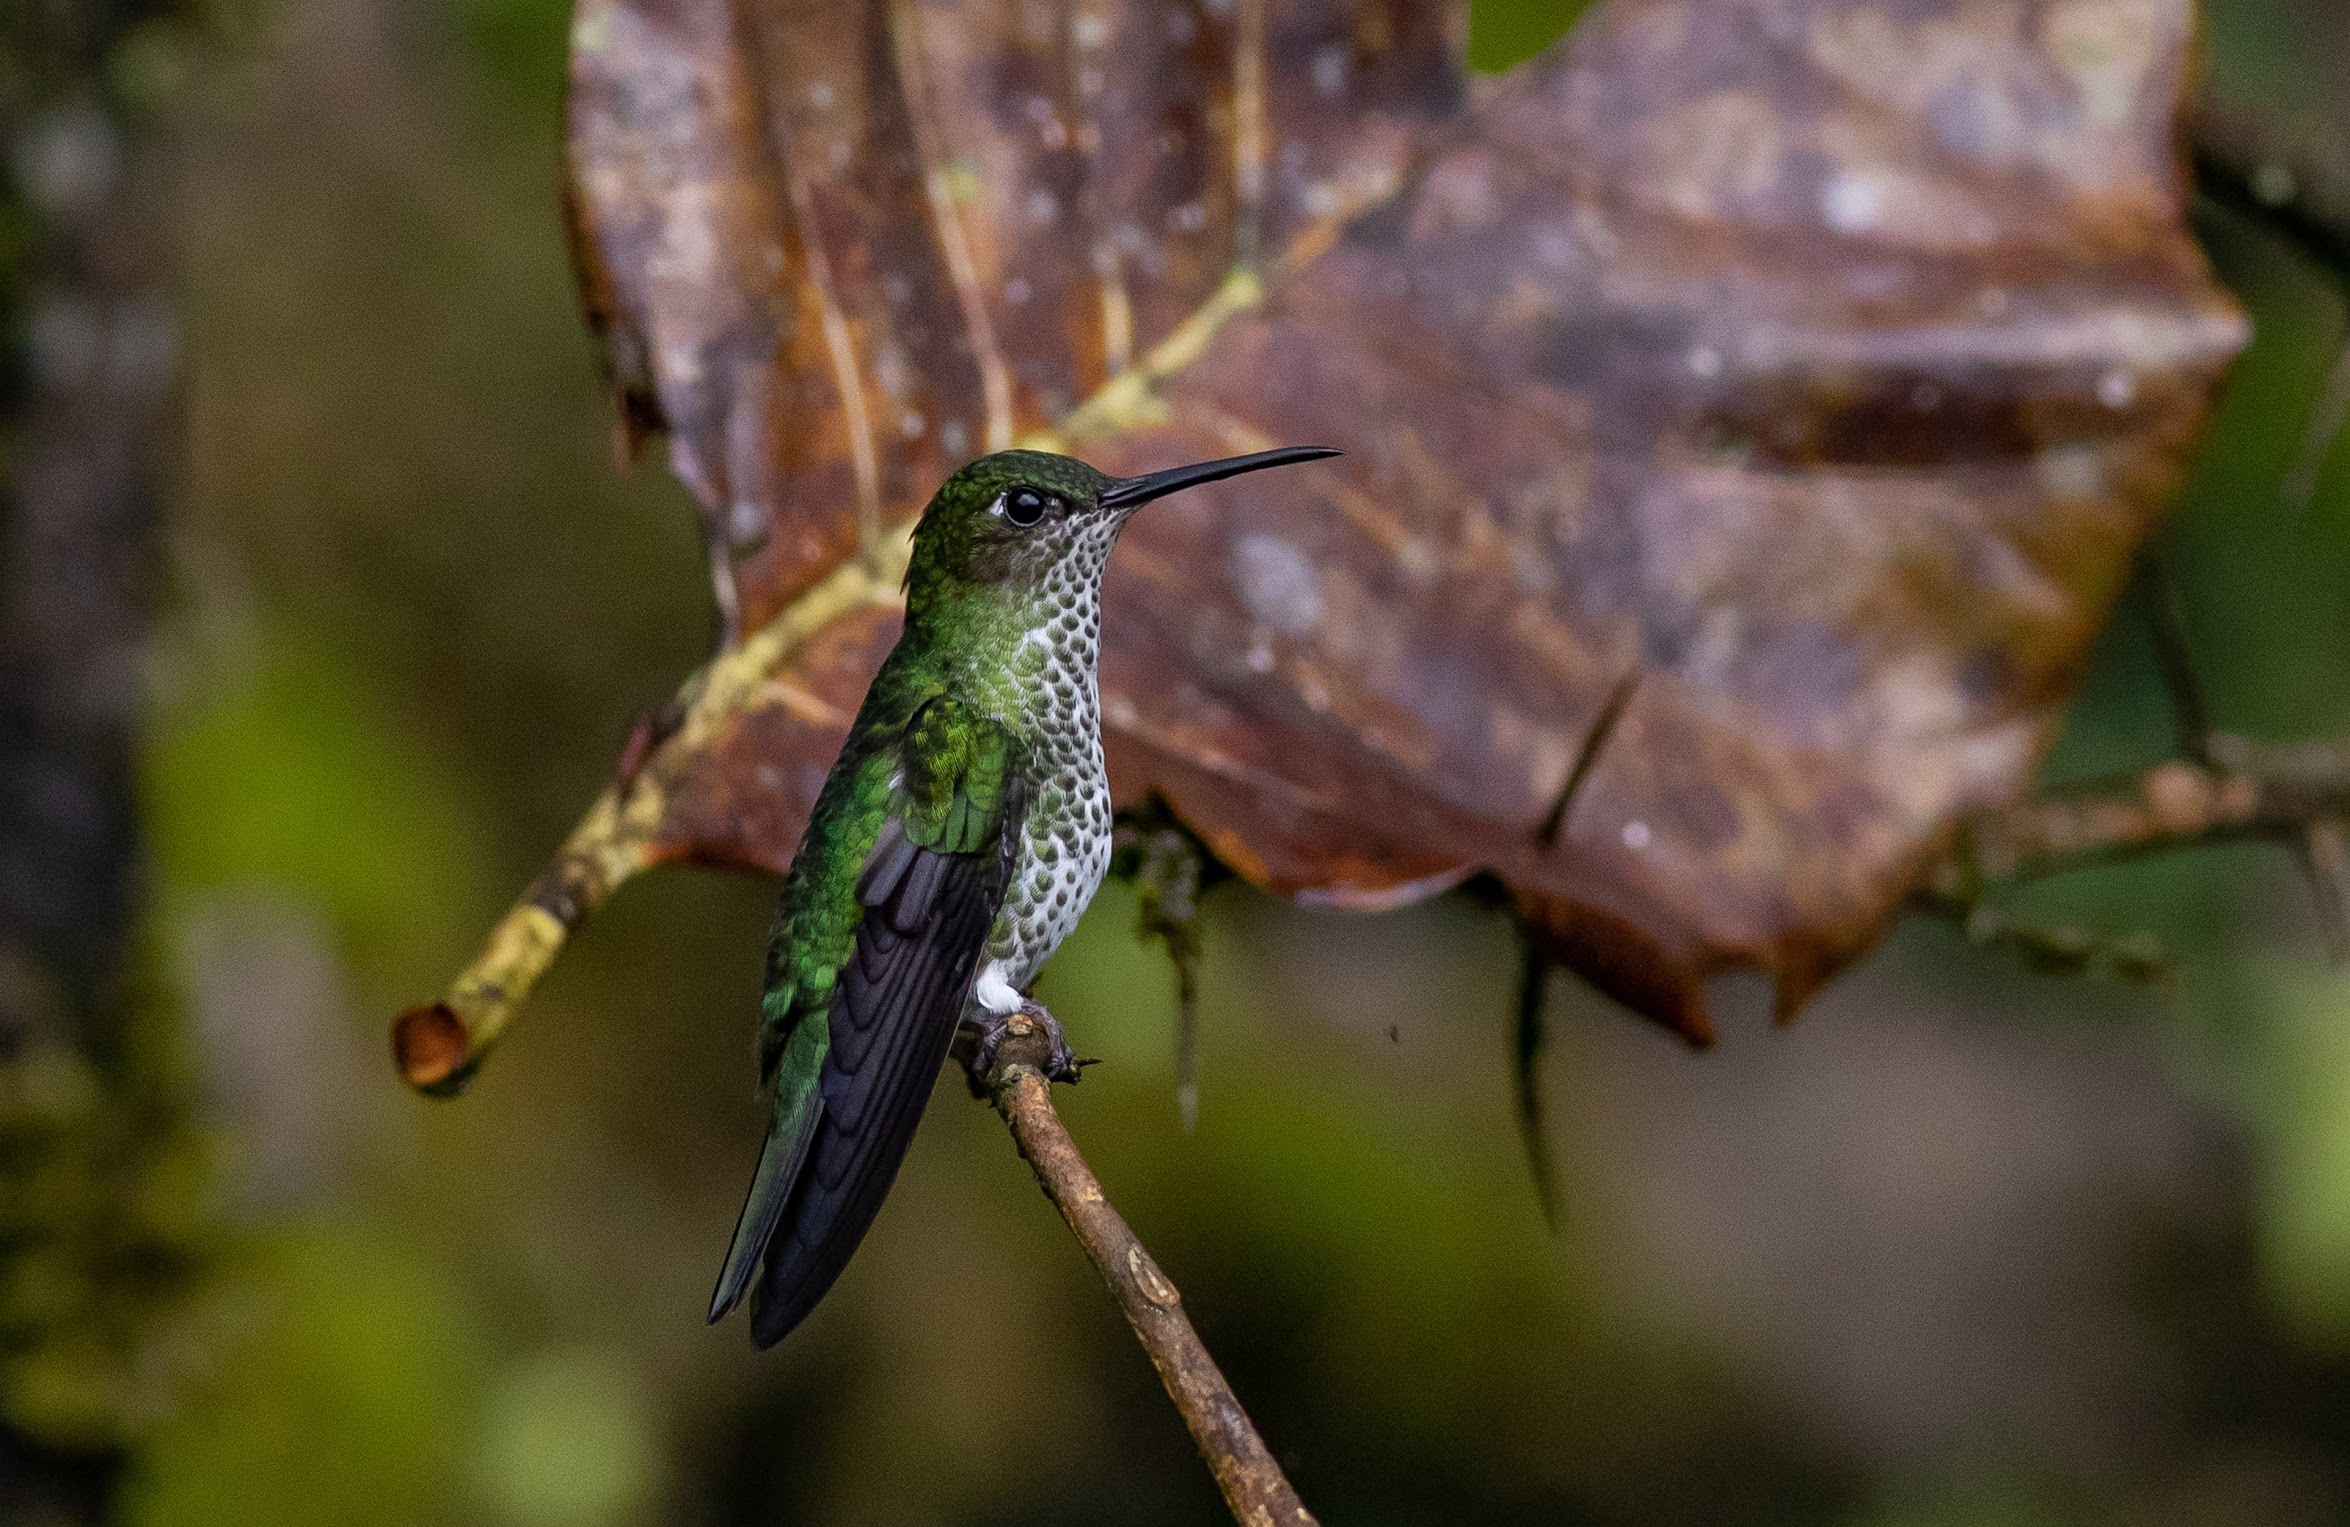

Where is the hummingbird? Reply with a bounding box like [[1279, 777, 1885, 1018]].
[[708, 443, 1337, 1347]]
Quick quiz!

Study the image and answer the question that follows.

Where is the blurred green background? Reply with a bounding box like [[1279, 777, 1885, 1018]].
[[37, 0, 2350, 1521]]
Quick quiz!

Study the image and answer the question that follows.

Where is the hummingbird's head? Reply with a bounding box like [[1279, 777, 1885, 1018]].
[[903, 445, 1337, 619]]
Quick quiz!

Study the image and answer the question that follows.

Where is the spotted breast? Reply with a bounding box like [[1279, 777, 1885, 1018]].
[[966, 512, 1119, 1017]]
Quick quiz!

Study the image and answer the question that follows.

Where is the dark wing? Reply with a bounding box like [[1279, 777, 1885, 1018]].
[[743, 768, 1022, 1347]]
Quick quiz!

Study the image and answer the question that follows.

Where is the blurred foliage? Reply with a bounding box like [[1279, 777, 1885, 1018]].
[[1, 0, 214, 1492], [145, 629, 490, 969], [469, 1347, 661, 1527], [2264, 973, 2350, 1345], [18, 0, 2347, 1522], [0, 931, 210, 1452], [120, 1229, 483, 1527]]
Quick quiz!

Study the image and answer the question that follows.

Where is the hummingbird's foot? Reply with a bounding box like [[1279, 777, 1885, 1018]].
[[959, 999, 1082, 1090]]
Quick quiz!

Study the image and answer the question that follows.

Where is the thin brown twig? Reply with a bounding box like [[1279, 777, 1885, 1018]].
[[983, 1013, 1317, 1527], [1921, 730, 2350, 978], [1942, 735, 2350, 887], [1929, 526, 2350, 970]]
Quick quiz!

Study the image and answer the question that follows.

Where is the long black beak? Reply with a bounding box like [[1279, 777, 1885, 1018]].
[[1097, 445, 1340, 510]]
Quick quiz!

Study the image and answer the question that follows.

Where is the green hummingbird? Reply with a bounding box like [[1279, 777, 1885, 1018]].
[[708, 443, 1337, 1347]]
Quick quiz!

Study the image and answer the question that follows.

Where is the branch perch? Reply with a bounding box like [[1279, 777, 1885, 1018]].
[[1920, 733, 2350, 977], [981, 1012, 1317, 1527]]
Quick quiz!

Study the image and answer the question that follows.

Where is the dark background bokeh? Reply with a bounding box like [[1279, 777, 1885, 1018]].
[[19, 0, 2350, 1521]]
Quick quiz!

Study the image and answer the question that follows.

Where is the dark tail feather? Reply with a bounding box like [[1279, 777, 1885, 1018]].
[[708, 1101, 820, 1323], [747, 851, 997, 1348], [746, 973, 967, 1347]]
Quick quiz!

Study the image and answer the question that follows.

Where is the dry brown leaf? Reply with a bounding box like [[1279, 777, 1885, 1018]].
[[528, 0, 2247, 1057]]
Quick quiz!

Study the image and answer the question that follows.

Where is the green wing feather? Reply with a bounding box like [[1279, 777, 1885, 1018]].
[[901, 691, 1012, 853], [709, 692, 1020, 1341]]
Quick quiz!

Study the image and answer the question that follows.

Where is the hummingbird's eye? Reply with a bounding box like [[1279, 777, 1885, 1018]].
[[1002, 488, 1048, 528]]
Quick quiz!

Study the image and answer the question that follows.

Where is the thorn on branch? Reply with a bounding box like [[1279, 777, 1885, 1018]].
[[979, 1012, 1318, 1527]]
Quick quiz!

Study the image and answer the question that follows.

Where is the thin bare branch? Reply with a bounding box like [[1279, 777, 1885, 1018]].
[[1513, 672, 1638, 1221], [983, 1013, 1317, 1527], [1946, 736, 2350, 888], [1932, 733, 2350, 976], [392, 539, 916, 1093]]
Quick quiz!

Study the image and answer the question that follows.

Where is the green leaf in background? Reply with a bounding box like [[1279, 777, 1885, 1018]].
[[144, 630, 492, 975], [2259, 973, 2350, 1349], [120, 1229, 484, 1527], [470, 1348, 660, 1527]]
